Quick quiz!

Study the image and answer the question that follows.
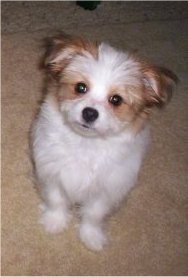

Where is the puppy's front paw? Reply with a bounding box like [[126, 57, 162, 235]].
[[39, 205, 71, 234], [79, 223, 107, 251]]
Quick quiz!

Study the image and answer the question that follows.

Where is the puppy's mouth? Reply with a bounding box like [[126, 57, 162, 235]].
[[78, 121, 94, 131], [81, 123, 90, 129], [71, 121, 98, 137]]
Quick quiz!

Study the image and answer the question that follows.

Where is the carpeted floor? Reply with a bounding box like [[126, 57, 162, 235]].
[[2, 2, 188, 276]]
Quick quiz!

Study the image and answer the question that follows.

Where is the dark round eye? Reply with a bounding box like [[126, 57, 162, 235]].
[[75, 82, 87, 94], [109, 94, 123, 106]]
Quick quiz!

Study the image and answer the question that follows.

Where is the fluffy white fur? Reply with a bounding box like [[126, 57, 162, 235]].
[[31, 33, 176, 251]]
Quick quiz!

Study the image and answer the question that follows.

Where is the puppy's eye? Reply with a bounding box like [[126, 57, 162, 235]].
[[109, 95, 123, 106], [75, 82, 87, 94]]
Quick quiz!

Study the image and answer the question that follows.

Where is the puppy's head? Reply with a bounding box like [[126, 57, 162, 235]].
[[41, 33, 178, 137]]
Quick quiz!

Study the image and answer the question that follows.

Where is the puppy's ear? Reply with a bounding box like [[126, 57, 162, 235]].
[[40, 32, 97, 79], [142, 65, 178, 109]]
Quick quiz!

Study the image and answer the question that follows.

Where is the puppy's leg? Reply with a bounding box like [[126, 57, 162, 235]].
[[79, 198, 110, 251], [38, 184, 71, 234]]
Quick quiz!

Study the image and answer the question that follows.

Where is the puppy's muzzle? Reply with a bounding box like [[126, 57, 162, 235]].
[[82, 107, 99, 123]]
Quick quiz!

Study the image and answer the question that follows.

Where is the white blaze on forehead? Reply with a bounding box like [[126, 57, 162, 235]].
[[98, 43, 142, 85]]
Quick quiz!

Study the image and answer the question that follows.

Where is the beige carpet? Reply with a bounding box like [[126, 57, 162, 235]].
[[2, 2, 188, 276]]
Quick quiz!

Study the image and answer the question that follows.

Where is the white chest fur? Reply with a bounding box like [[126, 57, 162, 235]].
[[32, 100, 149, 205]]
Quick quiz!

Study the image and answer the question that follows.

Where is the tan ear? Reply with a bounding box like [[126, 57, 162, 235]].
[[40, 32, 98, 79], [142, 65, 178, 108]]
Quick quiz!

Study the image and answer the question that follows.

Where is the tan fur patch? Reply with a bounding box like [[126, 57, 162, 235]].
[[42, 33, 98, 78], [108, 83, 146, 120], [141, 63, 178, 108], [57, 72, 90, 102]]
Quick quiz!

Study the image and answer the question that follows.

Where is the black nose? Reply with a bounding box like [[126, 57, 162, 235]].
[[82, 107, 99, 123]]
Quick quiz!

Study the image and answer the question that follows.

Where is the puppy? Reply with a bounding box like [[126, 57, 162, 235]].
[[31, 33, 177, 251]]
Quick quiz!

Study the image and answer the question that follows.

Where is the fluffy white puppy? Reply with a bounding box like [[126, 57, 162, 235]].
[[31, 33, 177, 251]]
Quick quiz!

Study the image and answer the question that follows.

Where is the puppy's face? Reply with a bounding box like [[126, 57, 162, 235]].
[[42, 33, 177, 137]]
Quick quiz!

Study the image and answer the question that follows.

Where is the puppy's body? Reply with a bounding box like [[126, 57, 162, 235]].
[[33, 93, 149, 203], [31, 33, 177, 251]]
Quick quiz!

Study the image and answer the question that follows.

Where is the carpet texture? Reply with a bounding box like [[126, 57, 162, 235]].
[[2, 2, 188, 276]]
